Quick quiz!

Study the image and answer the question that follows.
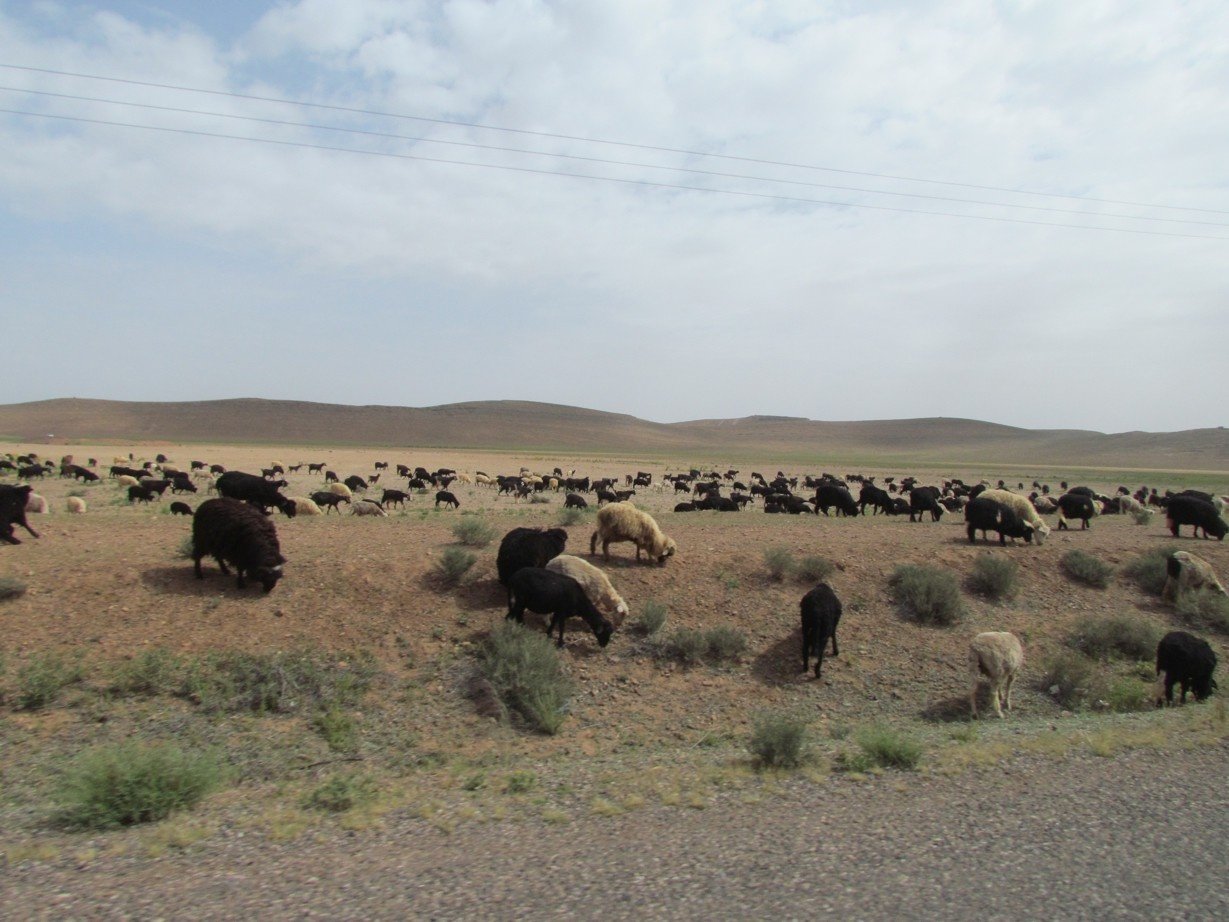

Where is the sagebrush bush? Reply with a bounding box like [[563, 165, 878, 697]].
[[1105, 676, 1152, 712], [1040, 651, 1101, 710], [559, 508, 586, 526], [657, 626, 747, 665], [479, 622, 573, 735], [434, 547, 477, 586], [794, 555, 836, 584], [763, 546, 794, 582], [1120, 547, 1178, 596], [1175, 590, 1229, 634], [749, 711, 809, 769], [57, 742, 224, 829], [1061, 550, 1113, 589], [15, 652, 84, 710], [0, 576, 27, 601], [312, 707, 359, 752], [967, 555, 1018, 601], [1067, 614, 1161, 661], [633, 600, 667, 636], [109, 648, 183, 696], [889, 564, 965, 625], [451, 516, 496, 547], [178, 650, 375, 714], [303, 773, 376, 812], [852, 725, 923, 770]]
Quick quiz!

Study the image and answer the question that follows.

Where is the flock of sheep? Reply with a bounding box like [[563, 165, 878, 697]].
[[1, 450, 1224, 718]]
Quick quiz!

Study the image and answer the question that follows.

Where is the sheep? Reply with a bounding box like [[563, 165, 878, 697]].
[[969, 631, 1024, 719], [310, 491, 349, 513], [435, 490, 460, 509], [589, 502, 676, 565], [497, 527, 568, 586], [344, 475, 369, 493], [26, 492, 49, 514], [0, 484, 40, 544], [1115, 494, 1146, 516], [908, 486, 945, 522], [545, 554, 629, 626], [800, 583, 842, 678], [979, 489, 1051, 544], [169, 501, 193, 516], [965, 497, 1035, 545], [66, 496, 86, 514], [215, 471, 297, 517], [1155, 631, 1217, 705], [191, 497, 285, 592], [286, 496, 323, 516], [128, 485, 156, 504], [1162, 551, 1227, 603], [1056, 492, 1099, 530], [1166, 495, 1229, 540], [380, 489, 410, 508], [116, 474, 140, 488], [326, 481, 354, 501], [812, 484, 859, 517], [564, 493, 588, 509], [506, 567, 614, 649], [351, 499, 388, 517]]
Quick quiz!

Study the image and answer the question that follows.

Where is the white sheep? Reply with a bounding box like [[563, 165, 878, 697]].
[[26, 493, 49, 514], [287, 496, 323, 516], [589, 502, 676, 564], [969, 631, 1024, 719], [66, 496, 86, 514], [116, 474, 140, 488], [1162, 551, 1227, 603], [351, 499, 388, 517], [328, 482, 354, 500], [456, 472, 473, 484], [1116, 494, 1146, 515], [545, 554, 629, 626], [475, 473, 494, 487], [980, 489, 1050, 544]]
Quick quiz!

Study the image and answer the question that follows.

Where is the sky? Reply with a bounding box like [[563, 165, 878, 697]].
[[1, 1, 1226, 433]]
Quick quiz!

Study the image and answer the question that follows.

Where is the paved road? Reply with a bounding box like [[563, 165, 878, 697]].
[[7, 743, 1228, 920]]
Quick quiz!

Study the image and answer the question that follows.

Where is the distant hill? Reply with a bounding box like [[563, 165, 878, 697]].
[[1, 397, 1227, 471]]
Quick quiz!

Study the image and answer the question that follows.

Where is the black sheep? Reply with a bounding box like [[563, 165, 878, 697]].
[[216, 471, 297, 517], [1166, 495, 1228, 541], [128, 485, 156, 503], [564, 493, 588, 509], [909, 486, 944, 522], [0, 484, 39, 544], [800, 583, 842, 678], [310, 491, 349, 514], [858, 484, 893, 516], [191, 498, 285, 592], [496, 527, 568, 586], [506, 567, 613, 649], [965, 497, 1035, 545], [344, 475, 369, 493], [380, 489, 410, 508], [169, 501, 193, 516], [1056, 492, 1097, 530], [435, 490, 460, 509], [1156, 631, 1218, 704], [812, 484, 859, 517]]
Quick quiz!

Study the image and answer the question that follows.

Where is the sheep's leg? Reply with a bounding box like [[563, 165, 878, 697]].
[[236, 569, 247, 589], [829, 632, 839, 658], [193, 555, 205, 579], [214, 556, 231, 575], [801, 627, 811, 674], [991, 680, 1005, 718], [1003, 673, 1015, 712]]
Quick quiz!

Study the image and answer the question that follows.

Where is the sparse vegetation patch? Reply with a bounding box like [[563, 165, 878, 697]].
[[889, 564, 965, 625], [1061, 550, 1113, 589]]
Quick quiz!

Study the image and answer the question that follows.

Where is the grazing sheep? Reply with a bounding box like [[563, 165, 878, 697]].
[[969, 631, 1024, 719], [979, 489, 1051, 544], [327, 482, 354, 501], [0, 484, 39, 544], [564, 493, 588, 509], [191, 497, 285, 592], [116, 474, 140, 488], [812, 484, 860, 517], [545, 554, 629, 626], [965, 497, 1035, 545], [507, 567, 614, 649], [908, 486, 945, 522], [1155, 631, 1217, 704], [351, 499, 388, 517], [286, 496, 323, 516], [589, 502, 676, 565], [66, 496, 86, 514], [1166, 495, 1229, 540], [310, 491, 349, 514], [128, 485, 156, 504], [216, 471, 297, 517], [26, 493, 49, 514], [1115, 494, 1146, 516], [380, 489, 410, 508], [344, 475, 369, 493], [497, 527, 568, 586], [1056, 492, 1099, 530], [169, 501, 193, 516], [800, 583, 842, 678], [435, 490, 460, 509], [1162, 551, 1227, 603]]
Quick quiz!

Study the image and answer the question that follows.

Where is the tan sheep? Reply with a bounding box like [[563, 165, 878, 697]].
[[1162, 551, 1227, 603], [545, 554, 629, 627], [351, 499, 388, 517], [589, 502, 676, 565], [456, 472, 473, 484], [287, 496, 323, 516], [969, 631, 1024, 719], [66, 496, 87, 514], [26, 493, 49, 514], [328, 482, 354, 500], [116, 474, 140, 488], [980, 489, 1050, 544], [1116, 495, 1146, 515]]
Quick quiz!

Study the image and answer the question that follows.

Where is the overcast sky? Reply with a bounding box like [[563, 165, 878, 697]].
[[1, 1, 1226, 433]]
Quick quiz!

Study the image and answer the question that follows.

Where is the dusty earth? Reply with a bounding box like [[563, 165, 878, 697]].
[[2, 441, 1228, 915]]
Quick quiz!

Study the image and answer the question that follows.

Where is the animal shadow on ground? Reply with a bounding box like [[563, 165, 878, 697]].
[[140, 565, 268, 598], [452, 576, 506, 611], [919, 695, 972, 723], [751, 631, 818, 687]]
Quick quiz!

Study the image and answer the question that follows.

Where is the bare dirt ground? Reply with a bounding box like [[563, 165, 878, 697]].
[[2, 441, 1228, 916]]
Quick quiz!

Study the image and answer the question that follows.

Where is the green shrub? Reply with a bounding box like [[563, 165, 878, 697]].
[[1040, 651, 1101, 709], [852, 725, 923, 770], [56, 742, 224, 828], [109, 649, 183, 696], [889, 564, 965, 625], [966, 555, 1018, 601], [303, 773, 376, 813], [1061, 550, 1113, 589], [1067, 614, 1161, 661], [1175, 590, 1229, 634], [178, 650, 375, 714], [704, 626, 747, 661], [478, 623, 573, 735], [1120, 547, 1178, 596], [14, 652, 84, 710], [794, 555, 836, 584], [1105, 676, 1152, 712], [763, 546, 795, 582], [312, 707, 359, 752], [451, 516, 496, 548], [0, 576, 27, 601], [434, 547, 477, 587], [657, 627, 747, 665], [503, 770, 537, 793], [559, 508, 586, 526], [632, 600, 667, 636], [748, 711, 810, 769]]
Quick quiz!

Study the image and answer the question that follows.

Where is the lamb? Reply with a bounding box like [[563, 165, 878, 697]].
[[497, 526, 568, 586], [191, 497, 286, 592], [351, 499, 388, 517], [965, 497, 1035, 545], [506, 567, 614, 649], [66, 496, 87, 514], [545, 554, 629, 626], [978, 489, 1051, 544], [1155, 631, 1217, 704], [1162, 551, 1227, 603], [589, 502, 676, 565], [286, 496, 323, 516], [1165, 495, 1229, 540], [26, 493, 49, 514], [169, 501, 193, 516], [969, 631, 1024, 719], [799, 583, 842, 678]]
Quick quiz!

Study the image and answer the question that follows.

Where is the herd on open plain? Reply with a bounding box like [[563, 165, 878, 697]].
[[0, 450, 1223, 717]]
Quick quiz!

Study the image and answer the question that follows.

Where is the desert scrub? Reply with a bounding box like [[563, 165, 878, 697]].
[[303, 773, 377, 813], [0, 576, 27, 601], [558, 507, 587, 526], [748, 711, 810, 769], [763, 546, 795, 582], [1120, 547, 1178, 597], [178, 650, 376, 714], [434, 547, 477, 587], [109, 648, 184, 697], [966, 555, 1018, 601], [632, 599, 667, 636], [56, 742, 224, 829], [1175, 590, 1229, 634], [1104, 675, 1152, 712], [889, 564, 965, 625], [657, 626, 747, 665], [451, 515, 496, 548], [843, 725, 923, 771], [1067, 614, 1161, 661], [1061, 550, 1113, 589], [1039, 650, 1101, 710], [794, 555, 836, 584], [312, 706, 359, 752], [478, 622, 573, 735], [14, 652, 84, 710]]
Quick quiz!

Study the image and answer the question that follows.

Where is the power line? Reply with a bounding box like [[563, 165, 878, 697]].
[[3, 106, 1224, 241], [2, 61, 1225, 217], [5, 85, 1225, 229]]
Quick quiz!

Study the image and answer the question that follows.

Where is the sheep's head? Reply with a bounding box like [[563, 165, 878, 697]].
[[593, 618, 614, 648], [1033, 522, 1051, 544], [656, 537, 677, 565], [254, 562, 284, 593]]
